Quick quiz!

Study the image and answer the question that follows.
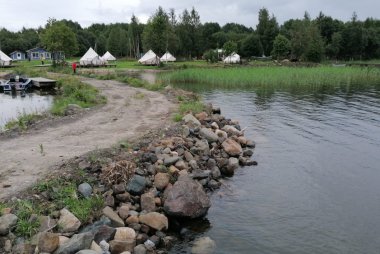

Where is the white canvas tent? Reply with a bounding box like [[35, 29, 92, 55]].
[[102, 51, 116, 61], [160, 52, 176, 62], [80, 47, 105, 66], [138, 50, 160, 65], [0, 50, 12, 66], [223, 52, 240, 64]]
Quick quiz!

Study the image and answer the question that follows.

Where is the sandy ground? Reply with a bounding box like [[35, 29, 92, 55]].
[[0, 78, 175, 201]]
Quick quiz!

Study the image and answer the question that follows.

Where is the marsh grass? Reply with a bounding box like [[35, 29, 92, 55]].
[[159, 66, 380, 89], [51, 77, 106, 115], [4, 113, 44, 131]]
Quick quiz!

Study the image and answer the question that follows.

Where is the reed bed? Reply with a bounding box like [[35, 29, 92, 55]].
[[159, 66, 380, 89]]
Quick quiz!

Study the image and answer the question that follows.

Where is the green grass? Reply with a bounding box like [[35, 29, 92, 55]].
[[4, 113, 44, 131], [13, 200, 41, 237], [0, 202, 6, 215], [159, 66, 380, 89], [51, 76, 106, 115], [179, 101, 206, 115]]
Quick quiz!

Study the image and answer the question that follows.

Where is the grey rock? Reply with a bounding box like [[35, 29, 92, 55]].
[[58, 208, 81, 233], [206, 159, 217, 169], [126, 175, 147, 195], [0, 213, 18, 235], [102, 206, 124, 227], [78, 183, 92, 198], [164, 176, 211, 218], [243, 149, 254, 157], [182, 114, 201, 128], [144, 239, 155, 250], [189, 160, 199, 170], [228, 157, 239, 171], [192, 170, 211, 179], [113, 183, 126, 194], [199, 128, 219, 143], [208, 179, 221, 189], [75, 250, 98, 254], [94, 225, 116, 244], [182, 125, 190, 137], [191, 236, 216, 254], [184, 151, 194, 162], [141, 192, 156, 212], [195, 139, 210, 156], [163, 156, 180, 166], [134, 244, 147, 254], [211, 166, 221, 179], [54, 232, 94, 254]]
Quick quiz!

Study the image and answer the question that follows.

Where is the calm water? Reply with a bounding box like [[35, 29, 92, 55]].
[[0, 91, 54, 128], [168, 83, 380, 253]]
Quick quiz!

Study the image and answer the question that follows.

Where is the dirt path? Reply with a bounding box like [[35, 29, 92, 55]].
[[0, 78, 175, 201]]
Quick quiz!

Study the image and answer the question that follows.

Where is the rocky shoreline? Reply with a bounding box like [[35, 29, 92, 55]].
[[0, 104, 256, 254]]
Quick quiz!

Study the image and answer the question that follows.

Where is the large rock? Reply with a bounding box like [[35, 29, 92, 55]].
[[140, 192, 156, 212], [164, 176, 211, 218], [126, 175, 147, 195], [39, 215, 57, 232], [223, 157, 239, 175], [139, 212, 168, 231], [109, 239, 136, 254], [78, 182, 93, 198], [182, 114, 201, 128], [0, 213, 18, 235], [191, 236, 216, 254], [102, 206, 125, 227], [221, 139, 243, 156], [75, 250, 98, 254], [54, 232, 94, 254], [154, 173, 170, 191], [38, 232, 59, 253], [94, 225, 116, 244], [199, 128, 219, 143], [221, 125, 242, 136], [58, 208, 81, 233], [114, 227, 136, 241]]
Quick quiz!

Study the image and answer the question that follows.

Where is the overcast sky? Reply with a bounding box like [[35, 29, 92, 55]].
[[0, 0, 379, 31]]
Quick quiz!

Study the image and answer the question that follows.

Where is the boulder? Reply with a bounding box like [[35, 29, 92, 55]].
[[118, 205, 130, 220], [54, 232, 94, 254], [154, 173, 171, 190], [222, 125, 242, 136], [0, 213, 18, 235], [199, 128, 218, 143], [215, 130, 228, 142], [141, 192, 156, 212], [109, 239, 135, 254], [182, 114, 201, 128], [164, 176, 211, 218], [38, 232, 59, 253], [191, 236, 216, 254], [94, 225, 116, 244], [102, 206, 124, 227], [114, 227, 136, 241], [78, 182, 93, 198], [134, 244, 147, 254], [221, 139, 242, 156], [126, 175, 147, 195], [58, 208, 81, 233], [139, 212, 168, 231]]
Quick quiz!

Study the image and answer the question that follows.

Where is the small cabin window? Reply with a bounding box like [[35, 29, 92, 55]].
[[17, 53, 21, 57], [45, 53, 50, 58], [32, 52, 39, 58]]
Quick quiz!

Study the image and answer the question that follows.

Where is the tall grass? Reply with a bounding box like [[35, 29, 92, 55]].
[[159, 66, 380, 89], [51, 77, 106, 115]]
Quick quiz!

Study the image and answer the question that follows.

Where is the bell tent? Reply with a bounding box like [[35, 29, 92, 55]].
[[102, 51, 116, 61], [223, 52, 240, 64], [138, 50, 160, 65], [0, 50, 12, 66], [80, 47, 104, 66], [160, 52, 176, 62]]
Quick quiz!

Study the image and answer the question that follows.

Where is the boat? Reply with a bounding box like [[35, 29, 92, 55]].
[[1, 76, 32, 92]]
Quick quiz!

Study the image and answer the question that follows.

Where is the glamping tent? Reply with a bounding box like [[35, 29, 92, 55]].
[[102, 51, 116, 61], [223, 52, 240, 64], [160, 52, 176, 62], [0, 50, 12, 66], [138, 50, 160, 65], [80, 47, 104, 66]]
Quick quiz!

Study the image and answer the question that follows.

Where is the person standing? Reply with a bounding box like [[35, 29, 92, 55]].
[[72, 62, 77, 74]]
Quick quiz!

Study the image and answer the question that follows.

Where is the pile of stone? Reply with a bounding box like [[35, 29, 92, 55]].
[[0, 108, 256, 254]]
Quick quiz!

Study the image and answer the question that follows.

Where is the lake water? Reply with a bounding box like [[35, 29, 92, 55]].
[[0, 91, 54, 128], [168, 83, 380, 254]]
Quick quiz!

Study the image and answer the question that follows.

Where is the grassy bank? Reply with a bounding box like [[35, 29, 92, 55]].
[[159, 66, 380, 89], [51, 76, 106, 115]]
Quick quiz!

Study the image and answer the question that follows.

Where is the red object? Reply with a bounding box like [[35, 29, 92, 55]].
[[72, 62, 77, 73]]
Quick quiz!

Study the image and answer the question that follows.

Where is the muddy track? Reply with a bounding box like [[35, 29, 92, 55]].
[[0, 78, 175, 201]]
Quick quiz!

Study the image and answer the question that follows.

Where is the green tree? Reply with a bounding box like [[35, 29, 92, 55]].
[[142, 6, 170, 55], [271, 34, 290, 59], [107, 27, 122, 56], [256, 8, 279, 56], [223, 41, 238, 56], [41, 21, 78, 56], [240, 34, 263, 57]]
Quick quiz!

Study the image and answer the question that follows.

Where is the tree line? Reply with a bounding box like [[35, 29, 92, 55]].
[[0, 7, 379, 62]]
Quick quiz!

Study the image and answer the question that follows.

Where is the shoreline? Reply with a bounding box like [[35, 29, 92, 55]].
[[0, 86, 256, 253]]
